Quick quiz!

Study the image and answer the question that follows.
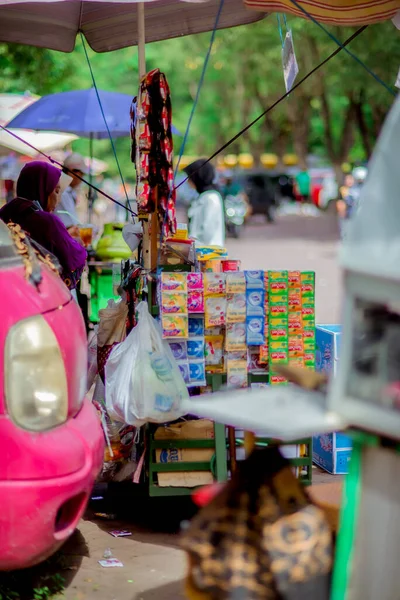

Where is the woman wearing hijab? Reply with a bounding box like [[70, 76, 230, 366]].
[[184, 159, 225, 247], [0, 161, 87, 290]]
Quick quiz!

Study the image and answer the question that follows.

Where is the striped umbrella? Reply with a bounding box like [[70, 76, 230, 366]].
[[243, 0, 400, 26]]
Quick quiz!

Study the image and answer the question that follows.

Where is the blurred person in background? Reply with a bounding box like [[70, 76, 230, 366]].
[[57, 152, 87, 232], [184, 159, 225, 247], [295, 167, 311, 203], [337, 167, 367, 238]]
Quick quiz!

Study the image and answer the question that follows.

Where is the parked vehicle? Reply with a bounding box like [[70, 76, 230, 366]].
[[0, 221, 104, 570], [229, 170, 295, 220], [225, 193, 248, 238]]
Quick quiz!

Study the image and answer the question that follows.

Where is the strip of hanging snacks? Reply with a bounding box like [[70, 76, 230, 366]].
[[131, 68, 177, 238]]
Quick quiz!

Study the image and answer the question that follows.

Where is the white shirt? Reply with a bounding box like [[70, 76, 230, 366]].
[[56, 186, 79, 228], [188, 190, 225, 247]]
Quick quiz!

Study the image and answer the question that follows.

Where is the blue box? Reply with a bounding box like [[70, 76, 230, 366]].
[[313, 324, 351, 474], [315, 324, 341, 375]]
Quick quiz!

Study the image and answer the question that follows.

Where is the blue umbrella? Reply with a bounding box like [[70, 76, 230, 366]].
[[7, 87, 180, 138]]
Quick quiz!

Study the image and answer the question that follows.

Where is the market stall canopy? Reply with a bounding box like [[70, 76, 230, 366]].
[[0, 0, 266, 53], [340, 92, 400, 281], [0, 93, 77, 157], [243, 0, 400, 25]]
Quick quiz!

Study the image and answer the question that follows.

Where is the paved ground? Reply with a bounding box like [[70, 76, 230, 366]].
[[0, 208, 343, 600]]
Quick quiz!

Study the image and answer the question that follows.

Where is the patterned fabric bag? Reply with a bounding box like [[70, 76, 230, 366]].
[[182, 447, 333, 600]]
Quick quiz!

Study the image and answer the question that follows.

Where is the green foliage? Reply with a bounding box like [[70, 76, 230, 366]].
[[1, 17, 399, 176]]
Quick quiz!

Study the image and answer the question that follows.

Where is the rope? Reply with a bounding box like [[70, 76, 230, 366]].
[[80, 33, 133, 212], [175, 25, 368, 191], [174, 0, 225, 176], [0, 124, 138, 217], [288, 0, 396, 97]]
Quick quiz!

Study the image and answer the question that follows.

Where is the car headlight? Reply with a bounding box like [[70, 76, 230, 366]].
[[5, 316, 68, 432]]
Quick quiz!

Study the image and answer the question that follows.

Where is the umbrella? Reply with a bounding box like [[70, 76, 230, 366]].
[[6, 88, 180, 138], [0, 93, 77, 157], [0, 0, 266, 53]]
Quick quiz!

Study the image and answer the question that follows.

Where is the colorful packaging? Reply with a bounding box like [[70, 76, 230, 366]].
[[301, 283, 315, 299], [301, 271, 315, 285], [248, 347, 268, 374], [162, 314, 189, 339], [259, 344, 269, 364], [269, 270, 288, 282], [161, 291, 187, 314], [202, 259, 222, 273], [204, 273, 226, 296], [188, 360, 207, 387], [304, 352, 316, 370], [288, 290, 302, 312], [270, 327, 289, 342], [289, 356, 305, 368], [221, 259, 241, 272], [246, 290, 265, 317], [302, 303, 315, 322], [226, 322, 247, 352], [226, 272, 246, 294], [269, 345, 288, 364], [269, 303, 289, 319], [205, 296, 227, 328], [269, 317, 288, 328], [303, 327, 316, 350], [187, 290, 205, 313], [245, 270, 264, 289], [168, 341, 188, 360], [289, 335, 304, 358], [246, 316, 265, 346], [177, 360, 190, 384], [161, 272, 187, 292], [205, 335, 224, 370], [288, 271, 301, 289], [226, 293, 247, 323], [288, 312, 303, 335], [269, 373, 288, 386], [227, 359, 248, 389], [187, 337, 205, 360], [187, 272, 203, 290], [204, 326, 223, 336], [189, 316, 205, 337]]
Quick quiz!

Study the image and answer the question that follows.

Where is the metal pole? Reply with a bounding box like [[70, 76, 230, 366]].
[[88, 132, 94, 221], [137, 2, 152, 271]]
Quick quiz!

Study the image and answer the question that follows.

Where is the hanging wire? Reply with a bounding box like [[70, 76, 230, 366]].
[[174, 0, 225, 176], [288, 0, 396, 97], [175, 25, 368, 191], [80, 33, 133, 212], [0, 124, 138, 217], [277, 14, 285, 47]]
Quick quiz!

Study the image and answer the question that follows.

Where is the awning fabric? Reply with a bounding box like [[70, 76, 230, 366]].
[[0, 0, 266, 53], [243, 0, 400, 26]]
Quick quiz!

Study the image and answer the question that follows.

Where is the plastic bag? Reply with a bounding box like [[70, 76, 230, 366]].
[[97, 299, 128, 348], [105, 301, 188, 426]]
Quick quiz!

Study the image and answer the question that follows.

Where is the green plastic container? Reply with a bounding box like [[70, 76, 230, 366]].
[[89, 268, 119, 323], [95, 222, 132, 262]]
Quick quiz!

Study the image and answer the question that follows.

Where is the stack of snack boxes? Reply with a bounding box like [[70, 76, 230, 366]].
[[158, 269, 316, 390]]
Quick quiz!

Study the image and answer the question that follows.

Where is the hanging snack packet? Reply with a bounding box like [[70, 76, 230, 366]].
[[161, 272, 187, 292], [226, 271, 246, 294], [189, 316, 205, 337], [162, 314, 189, 339], [246, 316, 265, 346], [205, 335, 224, 372], [227, 359, 248, 389], [187, 337, 205, 361], [168, 341, 188, 360], [187, 290, 205, 313], [204, 273, 226, 296], [226, 293, 246, 323], [161, 291, 187, 314], [188, 360, 207, 387], [187, 272, 204, 290], [245, 270, 264, 290], [246, 290, 265, 317], [226, 322, 247, 352], [205, 296, 227, 328]]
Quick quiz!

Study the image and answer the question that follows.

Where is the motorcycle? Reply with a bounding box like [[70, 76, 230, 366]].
[[224, 194, 248, 238]]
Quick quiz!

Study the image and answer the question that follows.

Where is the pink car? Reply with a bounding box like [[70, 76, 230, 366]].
[[0, 221, 104, 571]]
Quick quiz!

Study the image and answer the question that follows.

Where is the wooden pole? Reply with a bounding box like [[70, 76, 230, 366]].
[[244, 431, 255, 457], [137, 2, 152, 271]]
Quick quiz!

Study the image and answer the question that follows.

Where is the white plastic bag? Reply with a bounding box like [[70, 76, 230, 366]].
[[105, 301, 188, 426]]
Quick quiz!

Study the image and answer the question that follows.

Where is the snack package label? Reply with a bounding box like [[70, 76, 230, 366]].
[[177, 360, 190, 384], [204, 273, 226, 296], [188, 360, 206, 386], [226, 272, 246, 294], [270, 349, 288, 364], [245, 270, 264, 289], [187, 290, 205, 313], [301, 283, 315, 298], [301, 271, 315, 284], [168, 341, 188, 360], [161, 291, 187, 314], [269, 317, 288, 328], [302, 304, 315, 321], [187, 272, 204, 290], [289, 356, 305, 368], [188, 316, 205, 337], [205, 296, 227, 327], [227, 293, 247, 323], [205, 335, 224, 367], [269, 270, 288, 282], [269, 303, 289, 318], [162, 314, 189, 339], [259, 344, 269, 364], [187, 337, 205, 360], [288, 271, 301, 288], [269, 293, 289, 304], [226, 322, 247, 352], [246, 316, 265, 346], [269, 327, 288, 342], [246, 290, 265, 317], [161, 272, 187, 292], [270, 373, 288, 385], [269, 281, 289, 294], [227, 359, 248, 389], [288, 292, 302, 311]]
